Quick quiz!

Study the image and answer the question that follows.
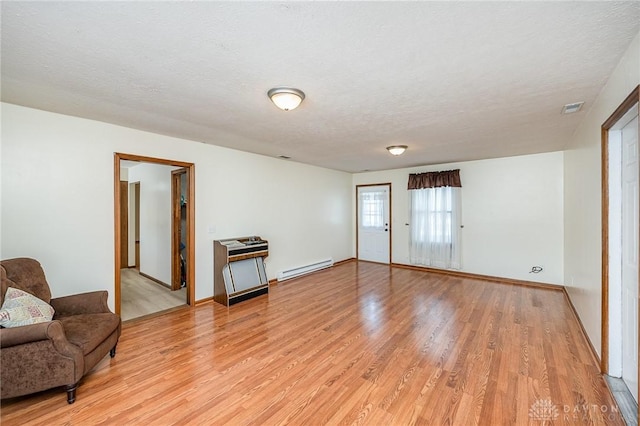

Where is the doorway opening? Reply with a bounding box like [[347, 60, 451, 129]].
[[602, 86, 639, 422], [114, 153, 195, 319], [356, 183, 392, 264], [172, 168, 188, 291]]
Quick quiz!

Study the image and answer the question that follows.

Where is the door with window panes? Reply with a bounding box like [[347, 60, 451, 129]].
[[357, 184, 390, 264]]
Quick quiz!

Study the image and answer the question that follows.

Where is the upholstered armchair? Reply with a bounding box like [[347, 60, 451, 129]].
[[0, 258, 121, 403]]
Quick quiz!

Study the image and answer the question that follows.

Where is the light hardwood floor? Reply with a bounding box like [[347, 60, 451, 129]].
[[1, 261, 623, 425], [121, 268, 187, 321]]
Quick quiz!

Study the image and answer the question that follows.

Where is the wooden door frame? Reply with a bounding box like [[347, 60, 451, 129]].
[[133, 182, 141, 269], [171, 168, 187, 291], [601, 86, 639, 417], [114, 153, 196, 314], [355, 183, 392, 264], [119, 181, 129, 267]]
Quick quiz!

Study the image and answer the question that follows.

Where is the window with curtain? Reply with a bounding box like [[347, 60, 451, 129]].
[[408, 170, 462, 269]]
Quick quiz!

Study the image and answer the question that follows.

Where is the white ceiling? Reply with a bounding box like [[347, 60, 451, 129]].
[[2, 2, 639, 173]]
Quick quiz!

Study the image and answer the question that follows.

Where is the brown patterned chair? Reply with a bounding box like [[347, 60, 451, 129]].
[[0, 258, 121, 403]]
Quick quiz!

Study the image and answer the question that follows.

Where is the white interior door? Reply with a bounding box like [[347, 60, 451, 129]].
[[357, 185, 390, 264], [621, 114, 638, 402]]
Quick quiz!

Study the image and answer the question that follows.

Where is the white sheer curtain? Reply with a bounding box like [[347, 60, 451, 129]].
[[409, 186, 461, 269]]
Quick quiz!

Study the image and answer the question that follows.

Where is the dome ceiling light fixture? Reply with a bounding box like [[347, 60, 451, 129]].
[[268, 87, 305, 111], [386, 145, 408, 156]]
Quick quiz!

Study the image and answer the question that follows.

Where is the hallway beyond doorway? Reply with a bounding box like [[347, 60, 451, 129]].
[[121, 268, 186, 321]]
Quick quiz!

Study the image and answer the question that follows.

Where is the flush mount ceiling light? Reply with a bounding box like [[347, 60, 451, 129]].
[[268, 87, 305, 111], [386, 145, 408, 156]]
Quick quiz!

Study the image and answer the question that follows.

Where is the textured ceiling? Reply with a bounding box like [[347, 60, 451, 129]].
[[2, 2, 639, 172]]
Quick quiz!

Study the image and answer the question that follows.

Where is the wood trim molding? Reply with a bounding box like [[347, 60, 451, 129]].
[[600, 85, 640, 374], [563, 287, 601, 367], [388, 184, 393, 265], [391, 262, 565, 291], [114, 155, 122, 314], [171, 168, 188, 291], [194, 297, 214, 306], [121, 305, 189, 324], [116, 152, 194, 168], [119, 181, 129, 268], [334, 257, 356, 266], [355, 183, 392, 264], [601, 122, 610, 373], [139, 272, 171, 289], [562, 287, 623, 426], [187, 162, 195, 307], [114, 153, 196, 316], [602, 85, 640, 129]]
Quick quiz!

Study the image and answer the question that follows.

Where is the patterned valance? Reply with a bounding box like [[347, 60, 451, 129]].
[[407, 169, 462, 190]]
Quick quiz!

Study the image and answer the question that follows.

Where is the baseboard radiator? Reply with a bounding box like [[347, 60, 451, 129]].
[[277, 258, 334, 282]]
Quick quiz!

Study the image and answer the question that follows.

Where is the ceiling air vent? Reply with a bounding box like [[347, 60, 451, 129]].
[[562, 102, 584, 114]]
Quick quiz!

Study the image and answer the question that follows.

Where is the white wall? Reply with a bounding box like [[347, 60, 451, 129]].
[[564, 31, 640, 356], [127, 163, 176, 284], [0, 103, 353, 308], [353, 151, 565, 285]]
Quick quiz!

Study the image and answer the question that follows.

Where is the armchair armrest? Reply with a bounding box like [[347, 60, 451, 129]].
[[50, 291, 111, 317], [1, 320, 77, 353], [1, 320, 83, 370], [1, 321, 53, 347]]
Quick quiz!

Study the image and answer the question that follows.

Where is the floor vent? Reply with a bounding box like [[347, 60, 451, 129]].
[[277, 258, 334, 282]]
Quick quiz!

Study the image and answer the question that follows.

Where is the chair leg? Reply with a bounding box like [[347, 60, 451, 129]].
[[110, 345, 117, 358], [65, 383, 78, 404]]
